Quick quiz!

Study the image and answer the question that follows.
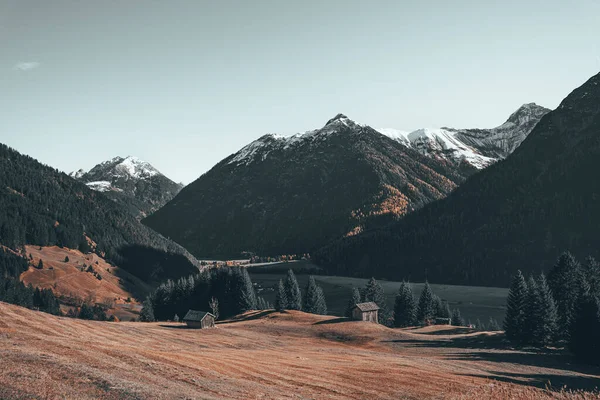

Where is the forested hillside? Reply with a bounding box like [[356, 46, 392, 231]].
[[0, 144, 198, 283], [314, 72, 600, 287]]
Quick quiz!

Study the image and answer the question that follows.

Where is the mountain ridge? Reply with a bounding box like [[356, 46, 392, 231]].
[[313, 72, 600, 287], [71, 156, 183, 218]]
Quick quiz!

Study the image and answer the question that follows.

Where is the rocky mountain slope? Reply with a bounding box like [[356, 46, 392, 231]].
[[71, 156, 183, 218], [314, 72, 600, 287], [144, 114, 465, 259], [0, 144, 198, 283], [378, 103, 550, 169]]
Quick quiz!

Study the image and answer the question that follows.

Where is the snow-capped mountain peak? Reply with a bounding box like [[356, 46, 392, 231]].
[[229, 113, 366, 166], [70, 156, 183, 218], [377, 103, 550, 169]]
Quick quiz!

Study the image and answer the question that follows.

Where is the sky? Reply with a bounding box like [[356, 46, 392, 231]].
[[1, 1, 599, 184]]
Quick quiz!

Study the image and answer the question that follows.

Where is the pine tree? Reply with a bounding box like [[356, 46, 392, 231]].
[[451, 308, 464, 326], [363, 277, 389, 324], [303, 276, 319, 313], [503, 270, 528, 343], [36, 259, 44, 270], [569, 293, 600, 364], [583, 257, 600, 298], [417, 282, 436, 324], [78, 303, 95, 320], [275, 279, 287, 312], [173, 314, 179, 323], [475, 318, 484, 331], [532, 274, 558, 347], [140, 297, 155, 322], [64, 256, 69, 262], [547, 252, 581, 340], [393, 282, 417, 327], [238, 268, 257, 312], [487, 317, 501, 331], [345, 287, 362, 318], [522, 275, 540, 345], [209, 296, 220, 320], [314, 286, 328, 315], [284, 270, 302, 310]]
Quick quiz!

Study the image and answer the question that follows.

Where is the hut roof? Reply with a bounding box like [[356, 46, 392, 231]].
[[353, 302, 380, 312], [183, 310, 215, 322]]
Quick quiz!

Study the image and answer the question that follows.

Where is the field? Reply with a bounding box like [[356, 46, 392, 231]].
[[1, 302, 598, 399], [249, 270, 509, 323]]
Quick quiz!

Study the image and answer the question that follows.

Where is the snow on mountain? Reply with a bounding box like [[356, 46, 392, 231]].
[[228, 105, 549, 170], [70, 156, 183, 218], [228, 114, 368, 166], [377, 103, 550, 169]]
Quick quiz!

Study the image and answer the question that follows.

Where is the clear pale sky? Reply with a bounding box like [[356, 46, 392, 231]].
[[1, 1, 599, 184]]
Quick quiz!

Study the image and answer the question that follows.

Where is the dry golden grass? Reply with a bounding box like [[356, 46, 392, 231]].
[[20, 246, 150, 319], [0, 303, 598, 400]]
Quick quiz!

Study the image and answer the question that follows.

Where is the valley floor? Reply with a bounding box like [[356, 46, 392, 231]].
[[0, 302, 598, 399]]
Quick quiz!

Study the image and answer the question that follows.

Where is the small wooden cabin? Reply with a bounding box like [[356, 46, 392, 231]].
[[183, 310, 216, 329], [351, 302, 380, 323]]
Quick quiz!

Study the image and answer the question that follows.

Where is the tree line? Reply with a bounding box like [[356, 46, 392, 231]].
[[341, 278, 483, 328], [503, 252, 600, 364], [141, 268, 329, 322]]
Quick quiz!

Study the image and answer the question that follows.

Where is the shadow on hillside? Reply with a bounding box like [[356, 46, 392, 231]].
[[384, 334, 600, 391], [417, 327, 476, 336], [383, 332, 509, 350], [460, 371, 600, 392], [313, 317, 349, 325], [217, 310, 276, 325], [159, 324, 193, 330]]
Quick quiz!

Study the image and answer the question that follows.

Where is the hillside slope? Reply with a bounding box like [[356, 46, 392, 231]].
[[144, 114, 465, 258], [0, 144, 198, 284], [1, 304, 598, 399], [71, 156, 183, 219], [314, 72, 600, 286]]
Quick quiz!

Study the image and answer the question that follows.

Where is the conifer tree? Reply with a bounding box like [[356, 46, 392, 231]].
[[140, 297, 155, 322], [547, 252, 581, 339], [503, 270, 528, 343], [36, 259, 44, 270], [475, 318, 484, 331], [78, 303, 95, 320], [393, 281, 417, 327], [284, 270, 302, 310], [173, 314, 179, 323], [238, 268, 257, 311], [275, 279, 287, 312], [417, 281, 436, 323], [569, 292, 600, 364], [303, 276, 319, 313], [451, 308, 465, 326], [532, 274, 558, 347], [209, 296, 220, 320], [314, 286, 328, 315], [487, 317, 501, 331], [363, 277, 389, 324], [345, 287, 361, 318], [522, 275, 540, 345]]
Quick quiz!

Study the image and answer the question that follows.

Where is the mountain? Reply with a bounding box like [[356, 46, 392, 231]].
[[0, 144, 198, 284], [377, 103, 550, 170], [314, 72, 600, 287], [71, 156, 183, 218], [143, 114, 466, 259]]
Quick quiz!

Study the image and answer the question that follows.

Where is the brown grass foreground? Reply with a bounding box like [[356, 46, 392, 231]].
[[0, 303, 598, 400]]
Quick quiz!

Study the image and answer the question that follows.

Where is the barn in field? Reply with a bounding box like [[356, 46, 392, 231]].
[[183, 310, 216, 329], [352, 302, 380, 323]]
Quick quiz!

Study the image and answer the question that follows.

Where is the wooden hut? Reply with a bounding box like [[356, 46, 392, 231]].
[[351, 302, 380, 323], [183, 310, 216, 329]]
